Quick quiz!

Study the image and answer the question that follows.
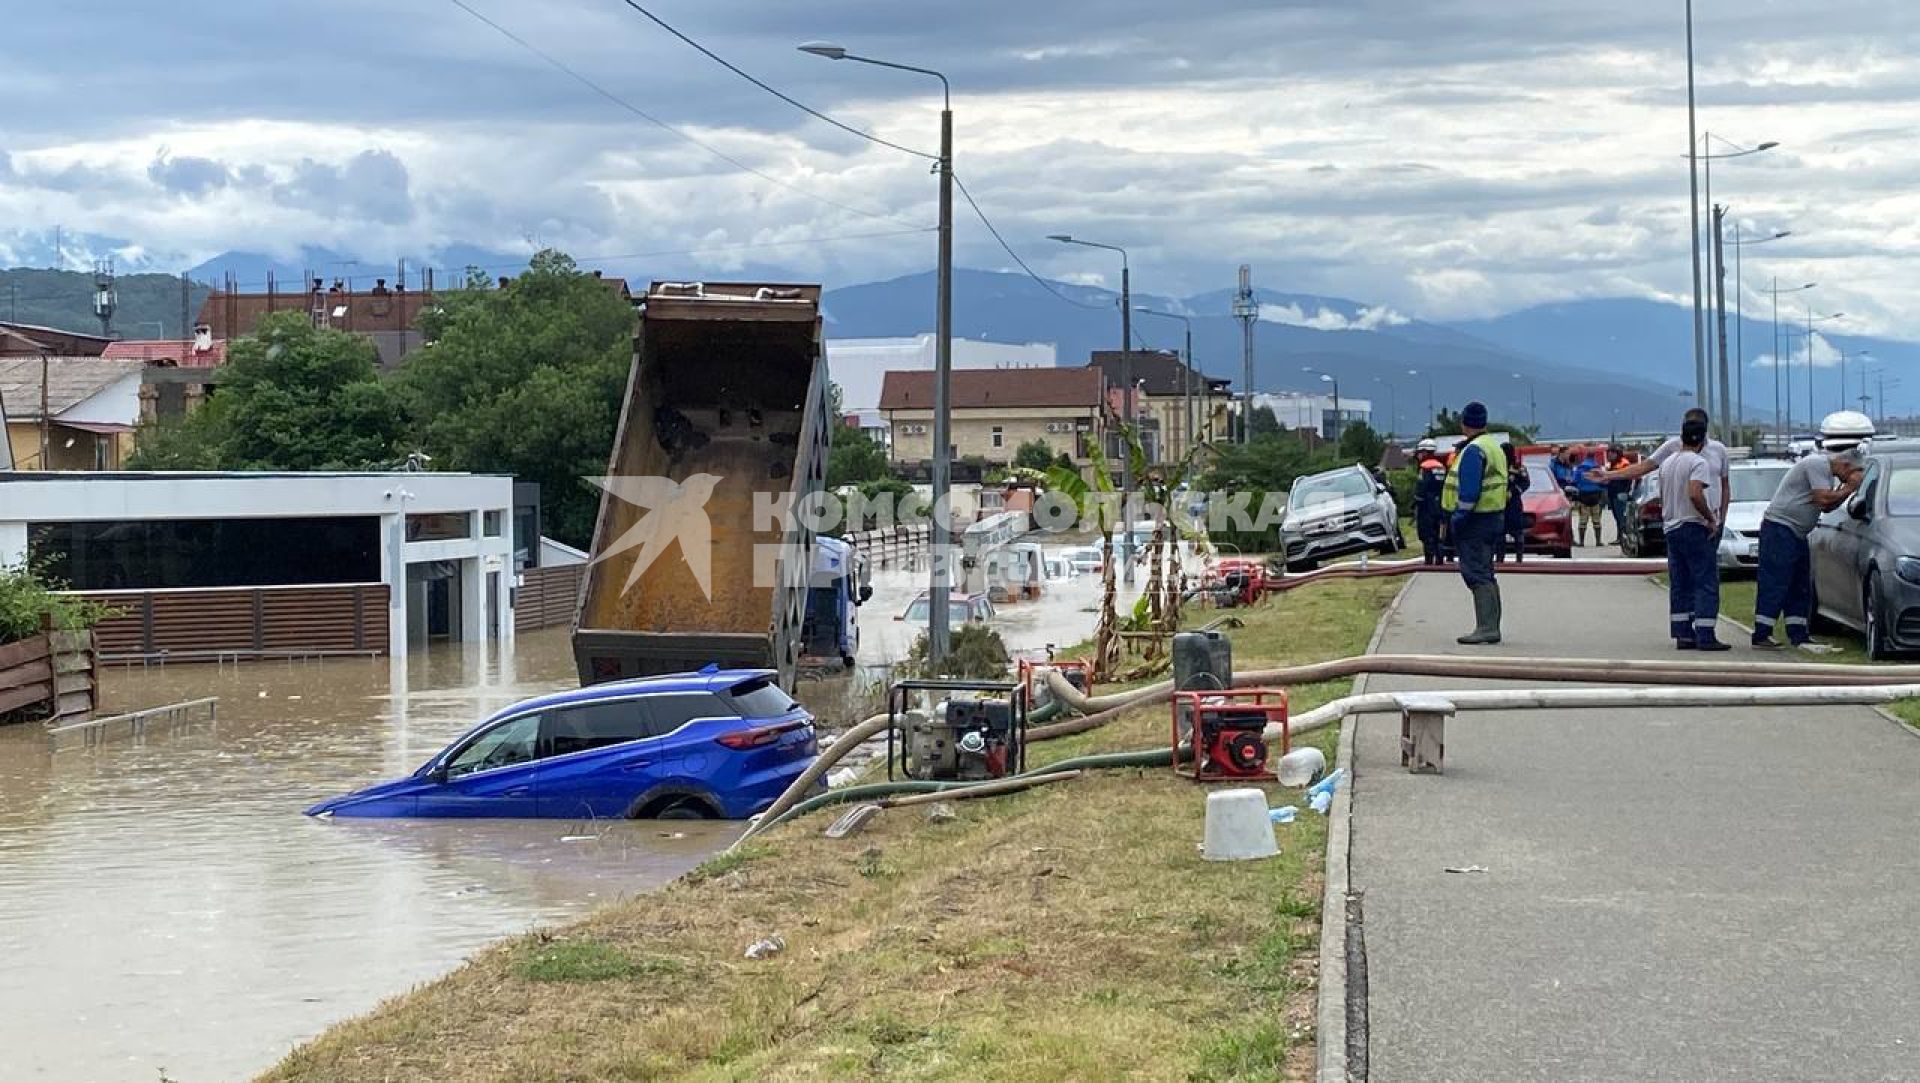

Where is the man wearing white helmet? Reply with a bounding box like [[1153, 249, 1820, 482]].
[[1751, 410, 1873, 651], [1412, 437, 1449, 565]]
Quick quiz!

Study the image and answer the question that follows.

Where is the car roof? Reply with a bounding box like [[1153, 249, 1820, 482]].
[[485, 668, 774, 721]]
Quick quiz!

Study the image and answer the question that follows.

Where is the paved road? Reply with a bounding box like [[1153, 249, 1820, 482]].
[[1350, 572, 1920, 1082]]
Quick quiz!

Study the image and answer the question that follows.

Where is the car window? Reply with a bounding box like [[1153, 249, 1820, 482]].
[[445, 713, 541, 779], [1885, 466, 1920, 517], [1291, 471, 1370, 508], [641, 692, 733, 734], [1857, 463, 1883, 515], [1527, 464, 1555, 493], [1728, 467, 1789, 503], [541, 699, 654, 758], [726, 678, 797, 719], [905, 598, 929, 620]]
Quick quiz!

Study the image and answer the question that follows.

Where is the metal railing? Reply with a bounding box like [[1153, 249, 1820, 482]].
[[46, 696, 219, 751]]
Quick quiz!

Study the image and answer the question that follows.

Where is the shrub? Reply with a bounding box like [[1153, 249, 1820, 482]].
[[0, 562, 114, 644]]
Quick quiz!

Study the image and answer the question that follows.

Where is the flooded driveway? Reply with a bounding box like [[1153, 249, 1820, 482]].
[[0, 630, 732, 1083]]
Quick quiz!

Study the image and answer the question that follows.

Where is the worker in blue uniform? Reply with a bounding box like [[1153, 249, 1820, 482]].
[[1441, 401, 1510, 645]]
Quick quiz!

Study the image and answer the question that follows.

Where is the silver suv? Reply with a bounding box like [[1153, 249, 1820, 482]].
[[1280, 464, 1403, 571]]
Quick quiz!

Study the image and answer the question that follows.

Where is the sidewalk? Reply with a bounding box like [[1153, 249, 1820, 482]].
[[1347, 572, 1920, 1082]]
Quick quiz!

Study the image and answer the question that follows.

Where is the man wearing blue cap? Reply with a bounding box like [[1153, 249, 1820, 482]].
[[1441, 401, 1509, 644]]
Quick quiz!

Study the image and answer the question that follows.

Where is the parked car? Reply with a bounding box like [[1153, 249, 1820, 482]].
[[1055, 545, 1105, 575], [1717, 461, 1792, 572], [305, 668, 818, 820], [897, 590, 996, 628], [1619, 472, 1665, 558], [1517, 457, 1574, 558], [1280, 464, 1403, 571], [1811, 451, 1920, 658]]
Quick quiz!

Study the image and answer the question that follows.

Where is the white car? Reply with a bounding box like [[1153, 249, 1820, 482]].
[[1054, 545, 1105, 574], [1717, 460, 1792, 571]]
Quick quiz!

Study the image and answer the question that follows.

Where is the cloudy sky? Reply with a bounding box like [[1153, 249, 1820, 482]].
[[6, 0, 1918, 335]]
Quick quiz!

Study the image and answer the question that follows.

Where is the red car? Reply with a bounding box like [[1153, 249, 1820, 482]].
[[1518, 456, 1574, 558]]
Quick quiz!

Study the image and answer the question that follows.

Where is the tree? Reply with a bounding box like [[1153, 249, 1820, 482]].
[[127, 311, 403, 471], [1425, 407, 1536, 441], [1247, 405, 1282, 438], [393, 249, 634, 547], [828, 427, 890, 487], [1338, 421, 1386, 466], [1013, 439, 1057, 471]]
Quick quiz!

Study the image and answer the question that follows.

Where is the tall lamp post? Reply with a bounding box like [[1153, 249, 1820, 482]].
[[1050, 234, 1134, 581], [1686, 133, 1778, 432], [1135, 306, 1196, 458], [1727, 226, 1790, 444], [1373, 375, 1399, 440], [1837, 350, 1871, 414], [1301, 367, 1341, 443], [801, 41, 954, 664], [1511, 372, 1537, 430], [1768, 279, 1816, 443], [1804, 308, 1844, 429], [1409, 368, 1433, 432]]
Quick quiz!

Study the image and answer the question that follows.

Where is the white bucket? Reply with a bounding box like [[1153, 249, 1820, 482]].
[[1276, 746, 1327, 787], [1202, 788, 1280, 862]]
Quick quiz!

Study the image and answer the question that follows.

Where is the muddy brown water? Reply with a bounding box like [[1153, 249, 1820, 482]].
[[0, 556, 1120, 1082]]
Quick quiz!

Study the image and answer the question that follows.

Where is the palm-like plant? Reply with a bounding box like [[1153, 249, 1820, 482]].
[[1045, 453, 1122, 682]]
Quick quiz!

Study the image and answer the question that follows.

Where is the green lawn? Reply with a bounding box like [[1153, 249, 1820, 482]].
[[1704, 576, 1920, 728]]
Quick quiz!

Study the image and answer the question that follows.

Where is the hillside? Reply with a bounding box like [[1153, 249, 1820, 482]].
[[0, 268, 211, 341]]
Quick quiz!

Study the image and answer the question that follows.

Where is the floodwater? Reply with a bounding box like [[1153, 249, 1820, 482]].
[[0, 630, 733, 1083], [0, 545, 1117, 1083]]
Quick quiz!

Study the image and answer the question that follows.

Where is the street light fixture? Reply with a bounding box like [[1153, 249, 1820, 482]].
[[801, 40, 955, 666], [1768, 279, 1816, 443], [1135, 306, 1199, 456], [1685, 134, 1779, 434], [1408, 368, 1433, 431], [1727, 226, 1791, 438], [1511, 372, 1537, 430], [1839, 350, 1872, 413], [1804, 308, 1844, 431], [1049, 234, 1135, 581]]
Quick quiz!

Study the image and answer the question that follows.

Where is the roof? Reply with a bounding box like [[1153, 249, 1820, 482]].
[[1086, 350, 1229, 396], [481, 668, 778, 722], [0, 358, 146, 419], [880, 367, 1105, 410], [0, 321, 114, 356], [103, 339, 229, 367]]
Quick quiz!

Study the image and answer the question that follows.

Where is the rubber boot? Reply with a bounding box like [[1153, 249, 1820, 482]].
[[1457, 583, 1503, 645]]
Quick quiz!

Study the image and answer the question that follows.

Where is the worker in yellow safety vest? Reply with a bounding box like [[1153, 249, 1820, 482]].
[[1440, 401, 1510, 644]]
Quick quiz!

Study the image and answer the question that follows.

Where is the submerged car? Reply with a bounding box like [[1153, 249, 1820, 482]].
[[305, 667, 817, 820], [1811, 451, 1920, 659], [1718, 461, 1792, 572], [1280, 464, 1402, 571], [897, 590, 995, 628]]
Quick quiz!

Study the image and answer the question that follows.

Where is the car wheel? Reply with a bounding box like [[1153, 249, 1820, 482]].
[[655, 802, 712, 820], [1286, 559, 1319, 573], [1620, 528, 1638, 557], [1866, 572, 1895, 660]]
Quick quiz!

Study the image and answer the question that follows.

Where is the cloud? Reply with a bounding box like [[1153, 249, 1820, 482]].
[[1260, 302, 1411, 332], [148, 153, 234, 197], [272, 150, 414, 225]]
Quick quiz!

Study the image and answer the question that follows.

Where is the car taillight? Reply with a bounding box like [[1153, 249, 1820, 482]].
[[716, 719, 810, 750]]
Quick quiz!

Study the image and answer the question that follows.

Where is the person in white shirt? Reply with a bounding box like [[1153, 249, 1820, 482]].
[[1657, 419, 1730, 650], [1591, 406, 1732, 536]]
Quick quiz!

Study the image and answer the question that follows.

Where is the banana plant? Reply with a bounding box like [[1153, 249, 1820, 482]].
[[1045, 453, 1122, 682]]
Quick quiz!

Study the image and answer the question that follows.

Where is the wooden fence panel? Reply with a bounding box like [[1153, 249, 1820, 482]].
[[71, 585, 389, 661], [0, 630, 95, 724], [516, 564, 585, 633]]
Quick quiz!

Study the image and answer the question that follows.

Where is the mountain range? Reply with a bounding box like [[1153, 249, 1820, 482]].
[[5, 237, 1912, 436]]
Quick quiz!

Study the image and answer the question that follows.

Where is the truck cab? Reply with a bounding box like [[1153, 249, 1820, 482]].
[[800, 536, 871, 671]]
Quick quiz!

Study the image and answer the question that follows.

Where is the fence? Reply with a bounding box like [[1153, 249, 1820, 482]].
[[516, 563, 585, 633], [0, 630, 97, 725], [76, 583, 390, 662], [843, 524, 931, 570], [46, 696, 217, 750]]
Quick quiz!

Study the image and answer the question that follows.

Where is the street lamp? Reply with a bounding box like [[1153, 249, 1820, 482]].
[[1511, 372, 1537, 430], [1135, 306, 1197, 458], [1684, 133, 1778, 432], [1838, 350, 1872, 413], [801, 41, 955, 665], [1051, 234, 1134, 581], [1768, 279, 1816, 443], [1372, 375, 1398, 440], [1804, 308, 1844, 430], [1409, 369, 1433, 432], [1727, 226, 1790, 442]]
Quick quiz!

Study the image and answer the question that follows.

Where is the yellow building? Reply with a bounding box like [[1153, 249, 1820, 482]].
[[0, 358, 147, 470], [1087, 349, 1233, 462], [880, 367, 1108, 468]]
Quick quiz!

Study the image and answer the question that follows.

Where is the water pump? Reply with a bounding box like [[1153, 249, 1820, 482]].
[[1171, 688, 1287, 782], [888, 678, 1028, 782]]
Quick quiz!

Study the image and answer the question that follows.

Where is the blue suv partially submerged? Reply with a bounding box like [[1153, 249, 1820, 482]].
[[305, 668, 818, 820]]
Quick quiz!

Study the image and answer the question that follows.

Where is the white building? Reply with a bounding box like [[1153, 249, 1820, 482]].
[[828, 335, 1057, 442], [0, 471, 516, 660], [1253, 392, 1374, 441]]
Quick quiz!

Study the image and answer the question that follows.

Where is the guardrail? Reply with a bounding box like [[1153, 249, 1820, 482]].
[[46, 696, 219, 751], [843, 524, 932, 569]]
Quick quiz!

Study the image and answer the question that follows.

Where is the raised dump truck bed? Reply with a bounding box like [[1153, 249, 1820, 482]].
[[573, 281, 829, 688]]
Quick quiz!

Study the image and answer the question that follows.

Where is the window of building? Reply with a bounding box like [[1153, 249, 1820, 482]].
[[483, 510, 504, 537], [991, 426, 1004, 449], [406, 511, 472, 542], [30, 516, 381, 590]]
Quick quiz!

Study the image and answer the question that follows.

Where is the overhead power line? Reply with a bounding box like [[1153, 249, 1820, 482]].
[[443, 0, 909, 224], [610, 0, 937, 161], [952, 174, 1111, 312]]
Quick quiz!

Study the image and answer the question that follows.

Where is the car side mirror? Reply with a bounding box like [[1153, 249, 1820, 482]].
[[425, 764, 450, 784], [859, 585, 874, 604], [1848, 495, 1871, 521]]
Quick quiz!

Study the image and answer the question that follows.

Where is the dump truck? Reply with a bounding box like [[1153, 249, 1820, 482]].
[[573, 281, 831, 689]]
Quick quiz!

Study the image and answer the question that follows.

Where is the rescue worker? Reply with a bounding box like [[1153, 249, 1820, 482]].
[[1659, 418, 1729, 650], [1412, 438, 1448, 565], [1752, 411, 1872, 651], [1571, 445, 1608, 547], [1442, 401, 1509, 644], [1592, 407, 1732, 554], [1604, 444, 1633, 545]]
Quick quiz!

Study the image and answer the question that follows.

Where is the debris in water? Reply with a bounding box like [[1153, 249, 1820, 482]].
[[1444, 865, 1489, 875], [744, 936, 785, 960], [560, 835, 596, 843], [657, 831, 688, 840]]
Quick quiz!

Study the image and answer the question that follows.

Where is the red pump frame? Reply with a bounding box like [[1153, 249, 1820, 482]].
[[1171, 688, 1288, 782]]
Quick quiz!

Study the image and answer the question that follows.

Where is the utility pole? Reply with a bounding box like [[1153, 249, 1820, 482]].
[[1233, 265, 1257, 443], [1684, 1, 1707, 412], [1712, 205, 1732, 442], [92, 259, 117, 340], [39, 351, 50, 469]]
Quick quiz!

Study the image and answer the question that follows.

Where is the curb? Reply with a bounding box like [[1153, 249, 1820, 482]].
[[1316, 575, 1411, 1083]]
